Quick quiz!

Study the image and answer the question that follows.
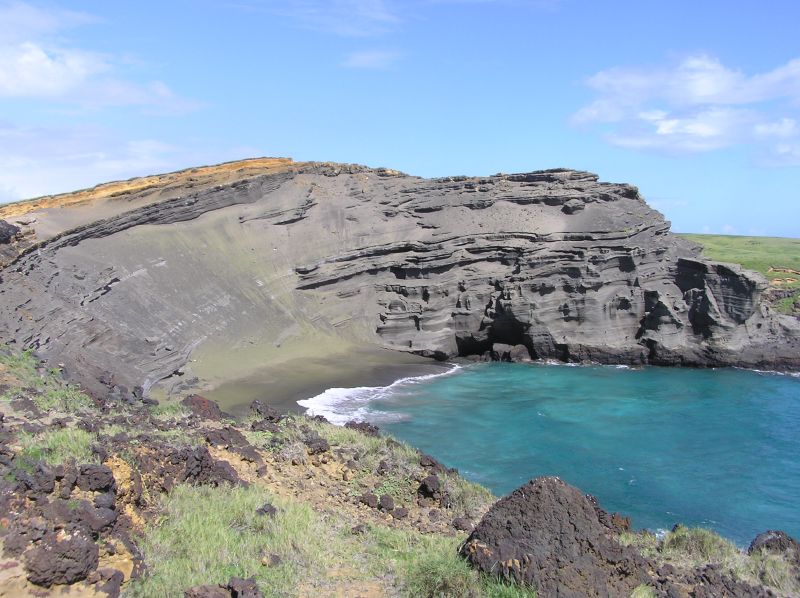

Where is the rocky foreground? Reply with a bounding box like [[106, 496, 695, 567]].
[[0, 158, 797, 401], [1, 349, 799, 597]]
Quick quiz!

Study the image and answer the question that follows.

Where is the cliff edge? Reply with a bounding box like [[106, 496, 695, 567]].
[[0, 158, 797, 399]]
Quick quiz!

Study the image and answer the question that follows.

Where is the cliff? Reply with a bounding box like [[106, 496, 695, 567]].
[[0, 158, 797, 399]]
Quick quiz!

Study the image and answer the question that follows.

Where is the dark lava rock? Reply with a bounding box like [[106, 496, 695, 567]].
[[419, 453, 447, 474], [227, 576, 262, 598], [256, 502, 278, 518], [205, 427, 249, 449], [459, 476, 650, 597], [304, 435, 329, 455], [184, 577, 263, 598], [391, 507, 408, 520], [138, 445, 242, 492], [359, 493, 379, 509], [748, 529, 800, 560], [586, 493, 631, 534], [0, 220, 20, 244], [17, 463, 56, 497], [452, 517, 474, 532], [250, 419, 280, 433], [94, 491, 117, 509], [184, 586, 231, 598], [418, 474, 440, 498], [91, 567, 125, 598], [378, 494, 395, 511], [376, 459, 390, 475], [24, 534, 99, 586], [344, 420, 380, 437], [77, 464, 116, 493], [249, 400, 281, 422], [677, 563, 774, 598], [182, 394, 224, 420]]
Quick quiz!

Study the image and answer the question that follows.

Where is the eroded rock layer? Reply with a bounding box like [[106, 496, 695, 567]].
[[0, 158, 797, 398]]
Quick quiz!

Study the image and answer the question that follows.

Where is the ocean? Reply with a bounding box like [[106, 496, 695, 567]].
[[298, 362, 800, 545]]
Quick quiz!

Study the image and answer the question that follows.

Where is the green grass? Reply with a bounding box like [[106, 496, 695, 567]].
[[0, 348, 41, 387], [679, 234, 800, 314], [361, 526, 536, 597], [148, 401, 190, 420], [17, 428, 97, 467], [128, 484, 333, 598], [661, 525, 740, 564], [620, 526, 800, 596], [32, 386, 94, 413]]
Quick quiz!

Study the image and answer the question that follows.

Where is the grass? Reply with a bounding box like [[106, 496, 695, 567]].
[[0, 348, 42, 388], [128, 484, 332, 598], [679, 233, 800, 313], [17, 428, 97, 467], [32, 386, 94, 413], [360, 526, 536, 597], [0, 347, 94, 413], [148, 401, 190, 420], [129, 479, 525, 598], [619, 526, 800, 596]]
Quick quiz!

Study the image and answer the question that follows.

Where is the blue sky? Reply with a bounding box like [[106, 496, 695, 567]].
[[1, 1, 799, 236]]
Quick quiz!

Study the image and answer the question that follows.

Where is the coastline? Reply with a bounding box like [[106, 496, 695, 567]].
[[201, 347, 453, 417]]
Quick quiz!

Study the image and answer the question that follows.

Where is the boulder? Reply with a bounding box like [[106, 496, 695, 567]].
[[344, 420, 380, 437], [77, 464, 116, 493], [182, 395, 224, 420], [359, 493, 378, 509], [459, 476, 650, 597], [418, 474, 440, 499], [249, 400, 281, 422], [24, 534, 99, 587], [0, 220, 19, 244], [378, 494, 395, 512], [748, 530, 800, 558]]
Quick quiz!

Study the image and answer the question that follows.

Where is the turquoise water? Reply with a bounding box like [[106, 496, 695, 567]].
[[304, 363, 800, 545]]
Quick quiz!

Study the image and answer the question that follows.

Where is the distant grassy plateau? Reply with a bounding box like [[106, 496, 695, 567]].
[[678, 234, 800, 315]]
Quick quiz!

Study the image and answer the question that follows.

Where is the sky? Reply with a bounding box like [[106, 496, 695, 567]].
[[0, 1, 799, 237]]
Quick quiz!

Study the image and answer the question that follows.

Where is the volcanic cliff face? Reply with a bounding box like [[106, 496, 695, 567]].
[[0, 158, 797, 399]]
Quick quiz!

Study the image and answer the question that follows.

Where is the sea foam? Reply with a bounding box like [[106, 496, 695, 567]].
[[297, 364, 462, 425]]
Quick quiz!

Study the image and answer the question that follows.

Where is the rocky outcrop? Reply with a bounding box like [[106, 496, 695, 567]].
[[460, 477, 651, 596], [0, 159, 797, 398]]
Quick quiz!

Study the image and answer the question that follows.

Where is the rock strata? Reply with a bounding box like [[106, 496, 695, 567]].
[[0, 158, 797, 399]]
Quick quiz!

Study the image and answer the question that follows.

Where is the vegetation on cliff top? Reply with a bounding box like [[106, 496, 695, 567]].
[[679, 233, 800, 314]]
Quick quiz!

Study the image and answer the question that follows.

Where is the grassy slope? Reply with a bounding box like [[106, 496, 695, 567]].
[[3, 347, 798, 597], [678, 233, 800, 312]]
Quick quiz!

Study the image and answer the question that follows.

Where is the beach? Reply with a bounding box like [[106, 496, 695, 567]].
[[200, 346, 452, 416]]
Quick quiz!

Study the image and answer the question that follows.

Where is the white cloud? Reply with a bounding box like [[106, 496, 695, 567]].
[[0, 41, 107, 97], [0, 123, 178, 199], [0, 1, 97, 42], [574, 55, 800, 160], [0, 1, 196, 112], [341, 49, 400, 69], [233, 0, 400, 37]]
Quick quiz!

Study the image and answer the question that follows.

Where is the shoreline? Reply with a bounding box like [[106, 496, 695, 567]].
[[201, 347, 453, 417], [201, 350, 800, 420]]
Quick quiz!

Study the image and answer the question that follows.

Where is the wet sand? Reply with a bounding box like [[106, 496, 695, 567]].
[[202, 348, 451, 417]]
